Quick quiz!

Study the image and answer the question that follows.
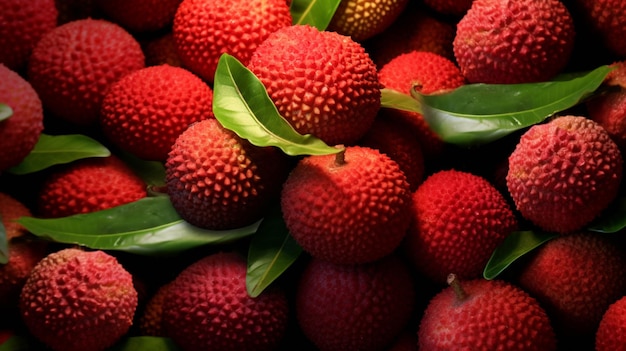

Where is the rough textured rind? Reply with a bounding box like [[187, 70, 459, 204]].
[[453, 0, 575, 84], [327, 0, 409, 42], [506, 115, 623, 234], [588, 61, 626, 152], [280, 146, 411, 264], [162, 252, 289, 351], [27, 18, 145, 126], [418, 278, 557, 350], [574, 0, 626, 57], [95, 0, 182, 33], [19, 248, 138, 351], [596, 295, 626, 351], [100, 64, 214, 162], [405, 169, 518, 284], [248, 25, 381, 146], [296, 255, 415, 351], [173, 0, 292, 83], [139, 281, 172, 337]]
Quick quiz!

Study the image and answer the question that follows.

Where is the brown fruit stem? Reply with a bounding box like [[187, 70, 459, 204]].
[[333, 145, 346, 167], [447, 273, 468, 302]]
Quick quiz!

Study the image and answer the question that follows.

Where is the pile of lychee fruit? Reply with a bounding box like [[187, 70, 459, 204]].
[[2, 0, 626, 350]]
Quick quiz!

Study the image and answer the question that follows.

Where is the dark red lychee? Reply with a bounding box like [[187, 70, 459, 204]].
[[95, 0, 182, 33]]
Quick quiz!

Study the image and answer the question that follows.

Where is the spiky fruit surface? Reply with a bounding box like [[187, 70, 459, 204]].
[[588, 61, 626, 151], [162, 252, 289, 351], [418, 276, 557, 350], [20, 248, 138, 351], [405, 169, 518, 284], [506, 115, 623, 234], [516, 233, 626, 337], [326, 0, 409, 42], [0, 0, 58, 71], [281, 146, 412, 264], [27, 18, 145, 126], [141, 33, 183, 67], [248, 24, 381, 146], [423, 0, 473, 17], [573, 0, 626, 57], [0, 192, 31, 241], [166, 118, 289, 230], [0, 64, 44, 172], [173, 0, 291, 83], [95, 0, 182, 33], [37, 156, 147, 218], [296, 255, 415, 351], [596, 295, 626, 351], [100, 64, 214, 162], [453, 0, 575, 84]]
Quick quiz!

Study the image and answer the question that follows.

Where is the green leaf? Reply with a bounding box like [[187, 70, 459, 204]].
[[7, 134, 111, 175], [483, 230, 558, 280], [108, 337, 182, 351], [0, 103, 13, 122], [117, 151, 166, 188], [587, 196, 626, 233], [411, 65, 612, 146], [0, 215, 7, 265], [290, 0, 342, 30], [213, 54, 341, 156], [246, 205, 302, 297], [17, 196, 259, 256], [380, 88, 422, 114]]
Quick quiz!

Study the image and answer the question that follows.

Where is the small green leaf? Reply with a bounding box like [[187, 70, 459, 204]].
[[290, 0, 341, 30], [17, 196, 259, 256], [213, 54, 341, 156], [587, 196, 626, 233], [8, 134, 110, 175], [117, 151, 166, 188], [0, 216, 7, 265], [380, 88, 422, 114], [108, 337, 182, 351], [0, 103, 13, 122], [483, 230, 558, 280], [411, 65, 612, 146], [246, 205, 302, 297]]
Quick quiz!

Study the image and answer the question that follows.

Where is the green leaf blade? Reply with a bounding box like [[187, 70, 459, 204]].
[[108, 337, 182, 351], [290, 0, 342, 30], [0, 103, 13, 122], [380, 88, 422, 114]]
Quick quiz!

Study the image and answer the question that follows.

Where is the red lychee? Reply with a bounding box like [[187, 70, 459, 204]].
[[572, 0, 626, 57], [141, 32, 183, 67], [596, 295, 626, 351], [587, 61, 626, 152], [139, 281, 172, 337], [94, 0, 182, 33]]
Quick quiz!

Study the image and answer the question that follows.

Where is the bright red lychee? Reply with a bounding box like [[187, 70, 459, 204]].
[[453, 0, 576, 84], [281, 146, 412, 265], [172, 0, 292, 83], [405, 169, 518, 284], [247, 24, 381, 146], [296, 255, 416, 351], [162, 252, 289, 351], [27, 18, 145, 126], [20, 248, 138, 351], [506, 115, 623, 234], [37, 156, 147, 218], [0, 64, 44, 172], [326, 0, 409, 42], [573, 0, 626, 57], [596, 295, 626, 351], [165, 118, 290, 230], [100, 64, 214, 162], [94, 0, 182, 33]]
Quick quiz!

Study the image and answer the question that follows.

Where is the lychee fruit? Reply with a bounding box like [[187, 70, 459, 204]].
[[165, 118, 290, 230], [141, 32, 183, 68], [418, 274, 557, 350], [94, 0, 182, 33], [19, 248, 138, 351], [161, 251, 289, 351], [296, 255, 416, 351], [596, 295, 626, 351], [37, 156, 147, 218], [27, 18, 145, 126], [0, 64, 44, 172], [326, 0, 410, 42], [247, 24, 381, 146], [422, 0, 473, 17], [138, 281, 172, 337], [453, 0, 576, 84], [172, 0, 292, 83], [405, 169, 518, 284], [100, 64, 214, 162], [506, 115, 623, 234], [587, 60, 626, 152], [572, 0, 626, 57]]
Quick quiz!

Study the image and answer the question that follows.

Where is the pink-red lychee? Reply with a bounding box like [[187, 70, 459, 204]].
[[596, 295, 626, 351]]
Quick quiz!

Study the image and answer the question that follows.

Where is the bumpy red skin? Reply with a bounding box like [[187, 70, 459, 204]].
[[596, 296, 626, 351], [0, 0, 57, 71], [166, 118, 289, 230], [296, 255, 415, 351], [453, 0, 575, 84], [162, 252, 289, 351], [37, 156, 147, 218], [281, 146, 412, 265], [139, 281, 172, 337], [405, 169, 518, 284], [327, 0, 409, 42], [574, 0, 626, 57], [588, 61, 626, 151], [173, 0, 292, 83], [418, 278, 557, 351], [0, 64, 44, 172], [517, 233, 626, 337], [248, 25, 381, 146], [506, 115, 623, 234], [20, 248, 138, 351], [95, 0, 182, 33], [27, 18, 145, 126], [100, 64, 214, 162]]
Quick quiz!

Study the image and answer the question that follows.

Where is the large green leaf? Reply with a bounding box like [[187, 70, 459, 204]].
[[108, 337, 182, 351], [405, 65, 612, 146], [0, 103, 12, 122], [213, 54, 341, 156], [290, 0, 341, 30], [8, 134, 111, 175], [0, 216, 7, 265], [17, 196, 259, 255], [587, 196, 626, 233], [380, 88, 422, 114], [483, 230, 557, 280], [246, 205, 302, 297]]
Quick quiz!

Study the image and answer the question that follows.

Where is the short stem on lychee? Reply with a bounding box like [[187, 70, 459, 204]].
[[333, 145, 346, 167], [447, 273, 468, 302]]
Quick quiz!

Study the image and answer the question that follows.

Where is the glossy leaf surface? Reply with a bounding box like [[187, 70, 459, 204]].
[[290, 0, 341, 30], [380, 88, 422, 114], [0, 103, 12, 121]]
